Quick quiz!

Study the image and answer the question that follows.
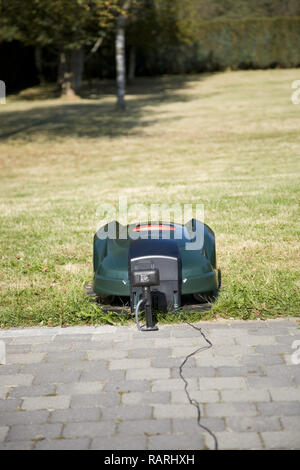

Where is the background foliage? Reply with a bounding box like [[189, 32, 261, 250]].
[[147, 17, 300, 74], [1, 1, 300, 93]]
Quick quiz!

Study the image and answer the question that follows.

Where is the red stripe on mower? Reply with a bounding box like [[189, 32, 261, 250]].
[[133, 224, 175, 232]]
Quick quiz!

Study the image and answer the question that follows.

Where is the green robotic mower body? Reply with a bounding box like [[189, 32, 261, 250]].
[[93, 220, 220, 307]]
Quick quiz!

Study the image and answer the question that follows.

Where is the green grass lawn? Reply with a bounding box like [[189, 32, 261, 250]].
[[0, 69, 299, 328]]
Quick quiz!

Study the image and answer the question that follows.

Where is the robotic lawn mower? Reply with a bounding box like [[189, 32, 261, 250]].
[[91, 219, 221, 331]]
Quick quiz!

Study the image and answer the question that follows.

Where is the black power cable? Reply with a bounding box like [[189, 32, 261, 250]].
[[178, 317, 218, 451], [132, 299, 219, 449]]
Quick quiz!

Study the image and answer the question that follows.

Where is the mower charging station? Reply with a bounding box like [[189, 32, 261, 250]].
[[93, 220, 220, 331]]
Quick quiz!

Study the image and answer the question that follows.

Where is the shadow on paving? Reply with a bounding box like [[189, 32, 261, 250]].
[[0, 76, 209, 141]]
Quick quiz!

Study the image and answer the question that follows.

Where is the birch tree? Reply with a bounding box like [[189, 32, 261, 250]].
[[115, 0, 156, 108], [115, 0, 132, 109]]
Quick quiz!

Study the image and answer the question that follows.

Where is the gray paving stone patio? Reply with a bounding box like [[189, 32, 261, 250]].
[[0, 318, 299, 450]]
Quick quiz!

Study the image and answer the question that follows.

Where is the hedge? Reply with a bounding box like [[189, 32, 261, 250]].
[[143, 17, 300, 74]]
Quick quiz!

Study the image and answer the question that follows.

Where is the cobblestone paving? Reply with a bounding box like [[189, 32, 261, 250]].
[[0, 318, 299, 450]]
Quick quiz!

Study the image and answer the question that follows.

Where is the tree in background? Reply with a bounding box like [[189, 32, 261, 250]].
[[115, 0, 160, 109], [116, 0, 199, 108], [126, 0, 157, 81], [0, 0, 119, 97], [115, 0, 133, 109], [0, 1, 18, 43]]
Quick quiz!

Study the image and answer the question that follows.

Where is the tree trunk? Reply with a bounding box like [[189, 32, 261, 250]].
[[58, 50, 66, 86], [115, 12, 126, 110], [128, 46, 136, 83], [57, 49, 80, 99], [71, 48, 85, 91], [35, 46, 45, 84]]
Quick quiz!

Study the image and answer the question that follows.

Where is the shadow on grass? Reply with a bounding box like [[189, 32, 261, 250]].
[[0, 76, 206, 140]]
